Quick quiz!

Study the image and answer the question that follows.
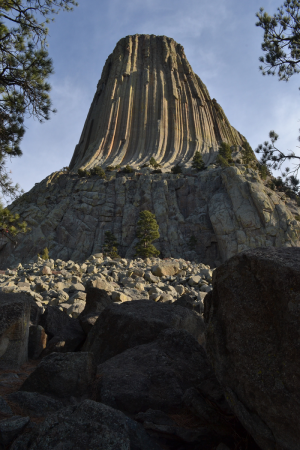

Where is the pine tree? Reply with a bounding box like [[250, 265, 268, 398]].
[[0, 0, 77, 200], [219, 142, 232, 161], [241, 141, 256, 165], [0, 204, 28, 236], [192, 152, 205, 171], [41, 247, 49, 260], [135, 210, 160, 258], [171, 163, 182, 174], [103, 231, 120, 258]]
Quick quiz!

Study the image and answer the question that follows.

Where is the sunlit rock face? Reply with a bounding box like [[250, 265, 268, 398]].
[[1, 35, 299, 269], [70, 34, 245, 171]]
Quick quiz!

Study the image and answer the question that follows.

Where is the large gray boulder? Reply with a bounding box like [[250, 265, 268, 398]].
[[0, 293, 31, 369], [10, 399, 161, 450], [95, 328, 227, 417], [20, 352, 96, 399], [82, 300, 205, 364], [204, 247, 300, 450]]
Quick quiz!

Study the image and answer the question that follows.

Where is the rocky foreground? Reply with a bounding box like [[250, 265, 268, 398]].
[[0, 247, 299, 450], [0, 254, 212, 319]]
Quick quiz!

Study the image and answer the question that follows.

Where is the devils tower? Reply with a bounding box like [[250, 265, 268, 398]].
[[70, 34, 245, 171], [0, 34, 299, 267]]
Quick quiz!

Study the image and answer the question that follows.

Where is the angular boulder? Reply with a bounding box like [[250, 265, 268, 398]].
[[20, 352, 96, 399], [204, 247, 300, 450], [95, 329, 227, 418], [82, 300, 205, 364], [11, 399, 161, 450], [39, 306, 85, 354], [151, 262, 180, 277], [78, 286, 113, 334], [7, 391, 63, 417], [0, 293, 31, 369]]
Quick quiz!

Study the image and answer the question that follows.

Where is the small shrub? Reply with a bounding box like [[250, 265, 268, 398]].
[[122, 165, 134, 174], [171, 164, 182, 174], [103, 231, 120, 257], [0, 205, 28, 237], [216, 155, 230, 168], [241, 141, 256, 165], [192, 151, 205, 171], [41, 247, 49, 260], [295, 215, 300, 221], [258, 163, 268, 180], [219, 142, 232, 161], [78, 168, 90, 178], [150, 157, 161, 169], [151, 169, 162, 174], [106, 166, 115, 172], [141, 163, 149, 168], [90, 166, 106, 178]]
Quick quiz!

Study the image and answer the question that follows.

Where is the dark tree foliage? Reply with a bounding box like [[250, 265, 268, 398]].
[[192, 151, 205, 171], [256, 1, 300, 194], [256, 130, 300, 194], [103, 231, 120, 258], [40, 246, 49, 260], [256, 1, 300, 80], [241, 141, 256, 165], [135, 210, 160, 258], [171, 163, 182, 174], [0, 202, 27, 236], [0, 0, 77, 199], [90, 166, 106, 178]]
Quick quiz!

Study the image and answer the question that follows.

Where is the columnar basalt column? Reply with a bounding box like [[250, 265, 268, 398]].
[[69, 34, 245, 171]]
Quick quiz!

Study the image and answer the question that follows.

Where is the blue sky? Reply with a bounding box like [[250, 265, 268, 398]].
[[7, 0, 300, 196]]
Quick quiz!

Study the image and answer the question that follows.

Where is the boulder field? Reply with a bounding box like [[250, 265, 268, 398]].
[[0, 248, 299, 449]]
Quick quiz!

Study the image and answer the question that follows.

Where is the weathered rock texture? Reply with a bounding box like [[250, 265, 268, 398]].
[[0, 293, 30, 369], [1, 34, 300, 266], [2, 165, 299, 268], [70, 34, 245, 171], [204, 247, 300, 450]]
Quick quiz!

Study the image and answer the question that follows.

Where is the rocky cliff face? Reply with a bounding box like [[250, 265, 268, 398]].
[[69, 34, 245, 171], [1, 165, 299, 268], [2, 34, 300, 268]]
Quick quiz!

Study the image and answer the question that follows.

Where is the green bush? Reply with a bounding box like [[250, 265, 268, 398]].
[[103, 231, 120, 258], [192, 151, 205, 171], [216, 154, 230, 168], [241, 141, 256, 165], [122, 165, 134, 174], [258, 163, 268, 180], [150, 157, 161, 169], [90, 166, 106, 178], [40, 247, 49, 260], [0, 205, 28, 237], [219, 142, 232, 160], [295, 215, 300, 221], [151, 169, 162, 174], [171, 164, 182, 174], [78, 168, 91, 178], [141, 163, 149, 168], [135, 210, 160, 258]]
